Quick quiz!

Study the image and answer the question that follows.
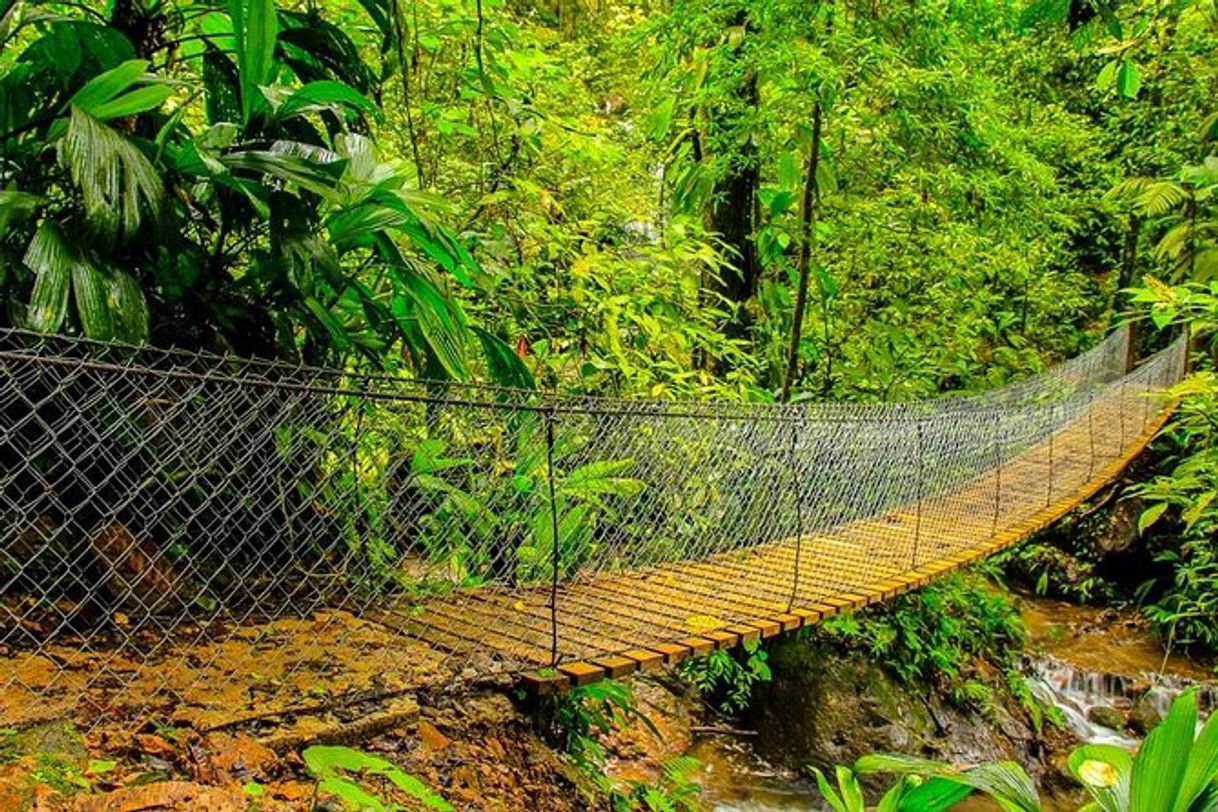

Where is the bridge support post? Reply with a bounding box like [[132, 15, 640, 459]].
[[785, 416, 805, 612], [1087, 390, 1096, 480], [991, 412, 1002, 536], [1047, 402, 1055, 507], [543, 408, 561, 668], [912, 420, 924, 570]]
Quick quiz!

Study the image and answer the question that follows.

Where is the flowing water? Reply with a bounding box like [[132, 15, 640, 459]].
[[690, 596, 1217, 811]]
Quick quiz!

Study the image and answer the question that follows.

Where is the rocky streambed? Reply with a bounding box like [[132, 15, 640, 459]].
[[672, 594, 1217, 811]]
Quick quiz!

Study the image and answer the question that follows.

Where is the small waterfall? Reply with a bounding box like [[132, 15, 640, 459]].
[[1023, 655, 1217, 747]]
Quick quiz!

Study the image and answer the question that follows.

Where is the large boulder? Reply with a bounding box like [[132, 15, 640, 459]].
[[744, 639, 1042, 781]]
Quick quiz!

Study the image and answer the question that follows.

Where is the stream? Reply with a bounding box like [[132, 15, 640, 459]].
[[689, 596, 1217, 811]]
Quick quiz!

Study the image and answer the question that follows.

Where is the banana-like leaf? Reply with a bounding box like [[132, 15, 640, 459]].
[[0, 190, 45, 231], [89, 85, 173, 121], [71, 256, 113, 339], [108, 269, 150, 343], [229, 0, 277, 123], [471, 326, 534, 390], [1132, 690, 1196, 812], [898, 777, 975, 812], [220, 148, 344, 200], [273, 80, 378, 122], [1068, 744, 1132, 812], [1175, 692, 1218, 812], [856, 754, 957, 775], [391, 263, 469, 381], [961, 761, 1041, 812], [838, 765, 865, 812], [61, 107, 165, 242], [23, 220, 73, 332], [858, 753, 1040, 812], [68, 59, 147, 113], [810, 767, 851, 812]]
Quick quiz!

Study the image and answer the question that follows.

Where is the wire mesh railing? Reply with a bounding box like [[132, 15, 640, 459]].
[[0, 325, 1187, 732]]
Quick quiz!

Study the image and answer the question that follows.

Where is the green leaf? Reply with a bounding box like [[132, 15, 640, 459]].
[[68, 59, 148, 114], [274, 80, 378, 122], [89, 85, 173, 121], [302, 746, 452, 811], [0, 190, 45, 231], [108, 270, 150, 343], [1096, 60, 1118, 91], [1131, 691, 1195, 812], [72, 258, 113, 340], [1139, 502, 1169, 534], [961, 761, 1041, 812], [1174, 698, 1218, 812], [85, 759, 117, 775], [23, 220, 74, 332], [561, 460, 645, 499], [220, 148, 344, 200], [836, 765, 865, 812], [316, 776, 388, 811], [815, 160, 838, 195], [1096, 2, 1123, 39], [811, 767, 850, 812], [61, 107, 165, 242], [1116, 59, 1142, 99], [472, 326, 534, 389], [230, 0, 278, 123], [898, 777, 975, 812], [390, 263, 469, 381]]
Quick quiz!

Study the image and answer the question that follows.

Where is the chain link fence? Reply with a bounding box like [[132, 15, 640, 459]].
[[0, 326, 1187, 732]]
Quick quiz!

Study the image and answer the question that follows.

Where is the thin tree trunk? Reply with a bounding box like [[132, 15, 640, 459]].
[[392, 0, 426, 188], [780, 101, 824, 403], [1118, 214, 1141, 372]]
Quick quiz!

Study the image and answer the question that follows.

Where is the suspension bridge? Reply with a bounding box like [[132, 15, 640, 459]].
[[0, 326, 1188, 730]]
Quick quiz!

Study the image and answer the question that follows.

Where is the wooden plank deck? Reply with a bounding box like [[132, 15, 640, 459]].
[[373, 390, 1175, 689]]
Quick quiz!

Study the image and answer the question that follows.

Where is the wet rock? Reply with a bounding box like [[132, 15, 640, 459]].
[[1127, 697, 1164, 735], [1097, 497, 1142, 555], [1085, 706, 1125, 730], [745, 639, 1038, 782]]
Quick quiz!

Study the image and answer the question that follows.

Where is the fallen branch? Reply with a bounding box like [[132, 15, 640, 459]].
[[690, 726, 757, 737]]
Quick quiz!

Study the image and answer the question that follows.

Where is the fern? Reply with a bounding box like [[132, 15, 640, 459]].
[[1134, 181, 1188, 217]]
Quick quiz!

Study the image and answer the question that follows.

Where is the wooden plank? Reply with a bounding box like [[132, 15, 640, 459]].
[[726, 625, 761, 645], [772, 613, 803, 632], [559, 661, 607, 686], [592, 655, 639, 679], [521, 670, 568, 695], [750, 618, 783, 638], [703, 629, 740, 650], [677, 637, 716, 656], [621, 648, 665, 671], [788, 607, 823, 625], [650, 642, 693, 665]]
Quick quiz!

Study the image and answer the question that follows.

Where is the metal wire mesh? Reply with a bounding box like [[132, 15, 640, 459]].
[[0, 325, 1187, 732]]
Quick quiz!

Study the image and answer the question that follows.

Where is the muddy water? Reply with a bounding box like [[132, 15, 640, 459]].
[[687, 736, 818, 812], [690, 595, 1216, 811]]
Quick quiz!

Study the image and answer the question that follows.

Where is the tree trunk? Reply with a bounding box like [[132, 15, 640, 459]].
[[780, 102, 824, 402], [708, 11, 761, 353]]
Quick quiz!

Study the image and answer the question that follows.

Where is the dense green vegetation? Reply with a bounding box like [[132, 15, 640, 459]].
[[819, 689, 1218, 812], [1, 0, 1217, 806]]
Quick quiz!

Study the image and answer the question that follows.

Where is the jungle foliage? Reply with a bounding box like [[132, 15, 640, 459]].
[[824, 689, 1218, 812]]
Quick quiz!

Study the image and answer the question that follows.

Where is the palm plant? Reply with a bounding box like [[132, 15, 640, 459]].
[[0, 0, 525, 378], [822, 690, 1218, 812]]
